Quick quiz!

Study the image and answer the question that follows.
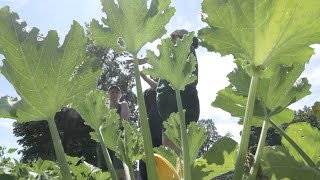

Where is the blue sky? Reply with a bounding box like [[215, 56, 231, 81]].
[[1, 0, 319, 160]]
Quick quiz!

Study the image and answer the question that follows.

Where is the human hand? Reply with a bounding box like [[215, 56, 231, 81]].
[[125, 56, 149, 65], [140, 70, 147, 79]]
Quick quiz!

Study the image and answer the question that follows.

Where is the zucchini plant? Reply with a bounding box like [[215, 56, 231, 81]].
[[1, 0, 320, 179], [89, 0, 175, 179], [199, 0, 320, 179], [0, 6, 102, 179]]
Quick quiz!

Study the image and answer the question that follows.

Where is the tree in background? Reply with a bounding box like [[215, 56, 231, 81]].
[[13, 42, 137, 164], [197, 119, 222, 156], [287, 105, 320, 130], [248, 104, 320, 154]]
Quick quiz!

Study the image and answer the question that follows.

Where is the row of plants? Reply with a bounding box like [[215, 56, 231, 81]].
[[1, 0, 320, 179]]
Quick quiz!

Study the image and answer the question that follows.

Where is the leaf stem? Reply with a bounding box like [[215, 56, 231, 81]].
[[233, 74, 259, 180], [248, 105, 269, 180], [132, 55, 158, 180], [47, 118, 72, 180], [122, 131, 135, 180], [175, 89, 191, 180], [98, 130, 118, 180], [269, 119, 316, 167]]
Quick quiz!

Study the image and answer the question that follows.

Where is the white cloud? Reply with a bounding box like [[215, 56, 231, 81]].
[[215, 122, 242, 143], [289, 46, 320, 110], [197, 48, 236, 119], [0, 118, 15, 129]]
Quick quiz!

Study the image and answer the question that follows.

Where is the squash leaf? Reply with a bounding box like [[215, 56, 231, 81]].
[[89, 0, 175, 54], [283, 122, 320, 167], [199, 0, 320, 77], [262, 146, 320, 179], [212, 63, 311, 126], [163, 112, 207, 163], [0, 7, 101, 122], [74, 90, 120, 152], [144, 33, 197, 90], [193, 137, 237, 179]]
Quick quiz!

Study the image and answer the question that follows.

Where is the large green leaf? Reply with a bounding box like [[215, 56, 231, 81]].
[[202, 137, 237, 165], [283, 122, 320, 167], [193, 137, 238, 179], [188, 122, 207, 162], [121, 121, 144, 163], [199, 0, 320, 77], [89, 0, 175, 54], [0, 7, 101, 122], [74, 90, 120, 152], [163, 112, 181, 148], [262, 146, 320, 179], [163, 112, 207, 162], [144, 34, 197, 90], [212, 63, 310, 126]]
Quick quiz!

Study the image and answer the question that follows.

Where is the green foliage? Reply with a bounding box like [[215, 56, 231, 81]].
[[0, 6, 102, 122], [118, 121, 144, 164], [262, 146, 320, 179], [76, 90, 144, 167], [99, 120, 121, 153], [312, 101, 320, 121], [163, 112, 181, 147], [75, 90, 119, 132], [199, 0, 320, 77], [192, 137, 238, 179], [154, 146, 178, 168], [89, 0, 175, 54], [188, 122, 207, 162], [213, 62, 311, 126], [197, 119, 223, 156], [202, 137, 237, 166], [144, 33, 197, 91], [67, 156, 111, 180], [163, 112, 207, 162], [0, 145, 111, 180], [283, 122, 320, 167]]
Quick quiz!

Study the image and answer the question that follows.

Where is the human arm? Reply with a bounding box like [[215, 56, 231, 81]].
[[140, 71, 157, 91], [120, 102, 130, 121]]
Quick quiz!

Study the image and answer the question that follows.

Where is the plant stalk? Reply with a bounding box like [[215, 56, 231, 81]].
[[269, 119, 316, 167], [248, 106, 270, 180], [175, 89, 191, 180], [233, 74, 259, 180], [47, 118, 72, 180], [132, 55, 158, 180], [122, 130, 135, 180], [98, 130, 118, 180]]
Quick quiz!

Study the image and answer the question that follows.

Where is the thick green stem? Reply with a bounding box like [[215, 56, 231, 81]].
[[98, 130, 118, 180], [269, 119, 316, 167], [233, 74, 259, 180], [175, 89, 191, 180], [248, 108, 270, 180], [47, 118, 72, 180], [122, 131, 135, 180], [132, 55, 158, 180]]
